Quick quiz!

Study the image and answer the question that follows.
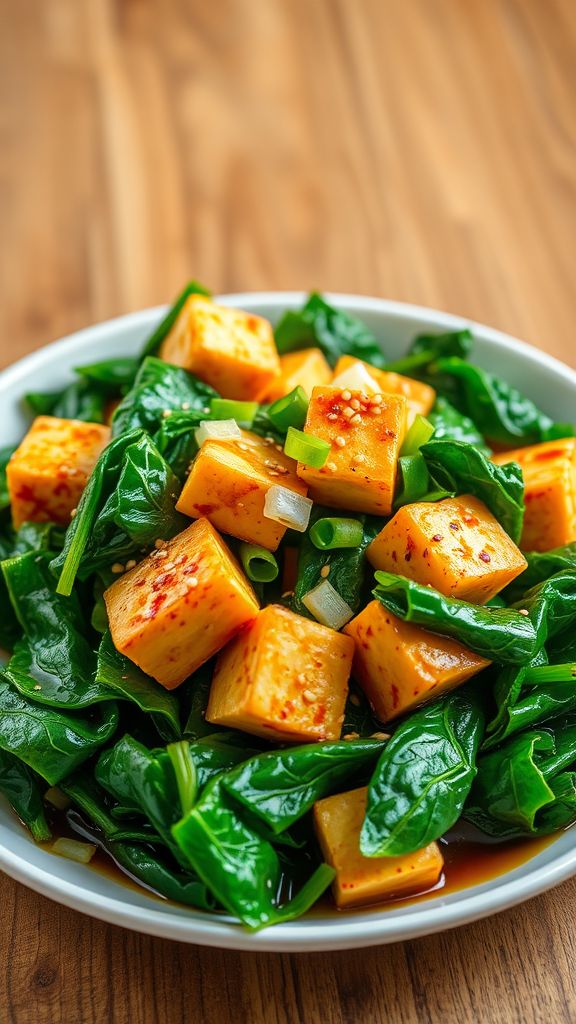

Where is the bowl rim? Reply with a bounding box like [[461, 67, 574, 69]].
[[1, 290, 575, 952]]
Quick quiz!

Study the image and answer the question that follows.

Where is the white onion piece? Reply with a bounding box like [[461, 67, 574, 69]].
[[302, 579, 354, 630], [194, 419, 242, 447], [51, 837, 97, 864], [264, 485, 313, 533], [44, 786, 71, 811], [331, 362, 381, 395]]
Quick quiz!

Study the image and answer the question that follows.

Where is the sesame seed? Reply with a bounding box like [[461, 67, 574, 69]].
[[275, 444, 283, 452], [326, 461, 338, 472], [326, 412, 338, 422], [341, 389, 352, 402], [70, 508, 77, 518], [155, 549, 169, 559], [343, 732, 360, 741], [320, 565, 330, 578], [343, 407, 354, 419], [203, 407, 210, 414], [352, 453, 366, 465], [335, 436, 346, 448], [237, 501, 245, 508], [370, 406, 382, 415], [371, 731, 390, 740], [302, 689, 317, 704], [162, 409, 171, 418], [111, 563, 125, 574], [371, 393, 383, 405], [281, 590, 295, 598], [125, 559, 137, 570], [519, 608, 529, 616], [187, 576, 199, 589], [297, 672, 307, 684], [269, 470, 280, 477], [264, 437, 275, 445], [33, 684, 42, 691], [351, 413, 363, 425], [181, 402, 190, 410], [154, 539, 167, 550], [237, 442, 249, 452], [350, 398, 361, 411]]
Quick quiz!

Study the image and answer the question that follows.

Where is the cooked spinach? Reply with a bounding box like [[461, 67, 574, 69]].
[[154, 409, 203, 480], [465, 718, 576, 838], [0, 446, 15, 511], [221, 738, 387, 835], [292, 509, 379, 617], [0, 676, 118, 784], [112, 357, 217, 438], [275, 293, 386, 369], [385, 329, 473, 376], [26, 378, 109, 425], [419, 439, 525, 543], [96, 632, 181, 738], [172, 778, 334, 930], [0, 750, 51, 841], [109, 841, 217, 909], [503, 543, 576, 603], [140, 281, 211, 359], [75, 357, 139, 391], [53, 430, 185, 594], [483, 658, 576, 750], [427, 397, 490, 454], [361, 688, 485, 856]]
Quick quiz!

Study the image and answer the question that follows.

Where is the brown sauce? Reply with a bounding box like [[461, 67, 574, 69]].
[[40, 807, 559, 918]]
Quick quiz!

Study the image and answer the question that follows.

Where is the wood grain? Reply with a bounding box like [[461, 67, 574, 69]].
[[0, 0, 575, 1021]]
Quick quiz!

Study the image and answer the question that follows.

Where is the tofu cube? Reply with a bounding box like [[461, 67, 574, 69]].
[[104, 518, 259, 690], [333, 355, 436, 425], [297, 386, 407, 515], [492, 439, 576, 552], [264, 348, 332, 402], [367, 495, 527, 604], [159, 295, 280, 401], [7, 416, 111, 529], [176, 431, 308, 551], [314, 786, 444, 909], [206, 604, 354, 742], [344, 600, 489, 722]]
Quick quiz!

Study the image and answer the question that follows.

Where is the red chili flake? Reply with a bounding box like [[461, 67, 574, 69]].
[[313, 705, 327, 725], [391, 684, 400, 709], [449, 521, 460, 531], [391, 550, 397, 562], [432, 534, 443, 542], [479, 551, 491, 562], [535, 449, 563, 461], [146, 592, 168, 619], [152, 571, 176, 592], [422, 548, 429, 559], [194, 503, 217, 515], [366, 625, 374, 637], [463, 515, 479, 527]]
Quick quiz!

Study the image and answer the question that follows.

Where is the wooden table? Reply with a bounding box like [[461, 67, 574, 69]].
[[1, 1, 575, 1021]]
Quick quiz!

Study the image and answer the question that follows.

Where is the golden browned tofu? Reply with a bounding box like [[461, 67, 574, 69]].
[[344, 600, 489, 722], [297, 386, 407, 515], [492, 439, 576, 552], [176, 431, 308, 551], [264, 348, 332, 402], [367, 495, 527, 604], [104, 518, 259, 690], [159, 295, 280, 401], [7, 416, 110, 529], [333, 355, 436, 424], [314, 787, 444, 909], [206, 604, 354, 742]]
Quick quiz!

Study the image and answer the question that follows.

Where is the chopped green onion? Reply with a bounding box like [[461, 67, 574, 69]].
[[309, 517, 364, 550], [167, 741, 198, 816], [268, 387, 309, 431], [302, 579, 354, 630], [210, 398, 258, 426], [51, 837, 97, 864], [523, 663, 576, 685], [394, 453, 430, 508], [284, 427, 330, 468], [239, 543, 280, 583], [400, 415, 435, 456]]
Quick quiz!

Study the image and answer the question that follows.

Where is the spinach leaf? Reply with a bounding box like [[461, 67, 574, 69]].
[[1, 553, 103, 709], [430, 357, 575, 447], [0, 522, 66, 653], [154, 409, 203, 481], [393, 452, 454, 509], [182, 664, 217, 739], [484, 666, 576, 750], [373, 571, 538, 664], [221, 738, 387, 836], [360, 688, 485, 856], [112, 357, 216, 438], [140, 281, 211, 359], [53, 430, 185, 594], [275, 293, 386, 369], [373, 569, 576, 665], [172, 778, 334, 930], [185, 737, 255, 794], [0, 676, 118, 784], [503, 543, 576, 603], [427, 397, 490, 454], [61, 773, 159, 844], [75, 358, 139, 391], [108, 841, 217, 909], [96, 632, 181, 738], [292, 509, 379, 617], [419, 439, 525, 543], [384, 329, 473, 376], [0, 750, 51, 841], [342, 683, 386, 738], [465, 717, 576, 837], [26, 378, 109, 424], [0, 446, 16, 511]]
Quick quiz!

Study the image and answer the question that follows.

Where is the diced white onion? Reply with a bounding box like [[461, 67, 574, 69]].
[[302, 579, 354, 630], [194, 419, 242, 447], [264, 485, 313, 533], [331, 362, 381, 395], [51, 837, 97, 864], [44, 786, 71, 812]]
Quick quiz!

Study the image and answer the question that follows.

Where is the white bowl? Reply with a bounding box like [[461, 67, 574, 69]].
[[0, 293, 575, 952]]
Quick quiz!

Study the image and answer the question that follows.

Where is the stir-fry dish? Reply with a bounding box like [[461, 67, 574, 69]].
[[0, 285, 575, 930]]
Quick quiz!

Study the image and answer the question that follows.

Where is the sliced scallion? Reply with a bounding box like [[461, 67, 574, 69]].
[[209, 398, 258, 426], [239, 543, 280, 583], [400, 414, 435, 456], [268, 387, 309, 431], [309, 517, 364, 551], [284, 427, 330, 468]]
